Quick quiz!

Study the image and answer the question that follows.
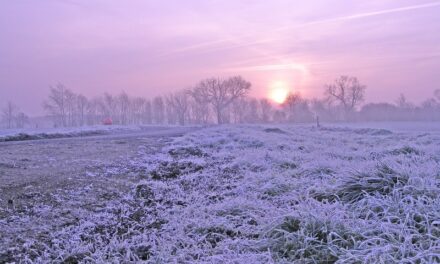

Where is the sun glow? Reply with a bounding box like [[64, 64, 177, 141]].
[[269, 81, 290, 104]]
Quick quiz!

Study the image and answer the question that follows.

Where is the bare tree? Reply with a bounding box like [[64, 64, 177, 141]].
[[15, 112, 29, 128], [166, 91, 189, 125], [273, 110, 286, 123], [117, 92, 130, 125], [87, 97, 101, 125], [2, 101, 18, 128], [325, 76, 366, 119], [76, 94, 88, 126], [259, 98, 272, 123], [130, 97, 146, 125], [188, 87, 211, 124], [193, 76, 251, 124], [43, 83, 70, 127], [282, 93, 313, 122], [396, 94, 413, 109], [103, 93, 116, 122], [64, 89, 77, 126], [282, 93, 302, 122], [143, 100, 153, 124], [434, 89, 440, 102], [245, 98, 259, 123], [231, 97, 248, 124], [152, 96, 165, 124], [165, 96, 177, 125]]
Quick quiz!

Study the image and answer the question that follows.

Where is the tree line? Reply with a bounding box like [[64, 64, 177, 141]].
[[0, 102, 29, 129], [2, 75, 440, 128]]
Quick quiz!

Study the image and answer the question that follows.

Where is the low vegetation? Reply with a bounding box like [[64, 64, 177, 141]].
[[1, 125, 439, 263]]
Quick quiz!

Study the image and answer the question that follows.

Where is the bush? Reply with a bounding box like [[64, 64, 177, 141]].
[[314, 164, 409, 203], [150, 161, 203, 180], [263, 216, 362, 263]]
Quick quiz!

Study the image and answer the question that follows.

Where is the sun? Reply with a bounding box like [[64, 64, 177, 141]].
[[269, 81, 290, 104]]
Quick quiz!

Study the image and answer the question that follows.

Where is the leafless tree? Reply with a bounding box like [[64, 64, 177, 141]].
[[273, 110, 286, 123], [325, 76, 366, 119], [165, 97, 177, 125], [282, 93, 314, 122], [231, 97, 248, 124], [282, 93, 302, 121], [15, 112, 29, 128], [64, 89, 77, 126], [259, 99, 272, 123], [396, 94, 413, 109], [103, 93, 116, 122], [130, 97, 145, 125], [143, 100, 153, 124], [310, 99, 334, 122], [193, 76, 251, 124], [166, 91, 189, 125], [245, 98, 259, 123], [43, 83, 70, 127], [87, 97, 100, 125], [187, 88, 210, 124], [152, 96, 165, 124], [117, 92, 130, 125], [2, 101, 18, 128], [434, 89, 440, 102], [76, 94, 88, 126]]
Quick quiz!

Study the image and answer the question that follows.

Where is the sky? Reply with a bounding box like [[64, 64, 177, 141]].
[[1, 0, 440, 115]]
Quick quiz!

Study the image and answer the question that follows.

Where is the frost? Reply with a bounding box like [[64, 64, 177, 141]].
[[1, 124, 440, 263]]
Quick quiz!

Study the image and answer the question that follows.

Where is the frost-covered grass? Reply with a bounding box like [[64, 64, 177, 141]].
[[1, 125, 440, 263]]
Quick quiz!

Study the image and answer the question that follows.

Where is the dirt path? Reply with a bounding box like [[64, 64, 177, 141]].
[[0, 127, 197, 262], [0, 127, 195, 202]]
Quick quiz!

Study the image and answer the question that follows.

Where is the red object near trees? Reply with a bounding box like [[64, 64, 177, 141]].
[[102, 118, 113, 125]]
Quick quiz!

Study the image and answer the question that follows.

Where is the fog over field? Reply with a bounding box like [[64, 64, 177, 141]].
[[1, 1, 440, 263]]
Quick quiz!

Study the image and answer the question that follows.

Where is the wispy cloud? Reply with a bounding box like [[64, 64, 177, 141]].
[[223, 63, 308, 73], [292, 1, 440, 28], [158, 1, 440, 58], [221, 52, 440, 74]]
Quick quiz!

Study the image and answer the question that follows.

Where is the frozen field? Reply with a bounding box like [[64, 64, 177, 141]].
[[1, 124, 439, 263]]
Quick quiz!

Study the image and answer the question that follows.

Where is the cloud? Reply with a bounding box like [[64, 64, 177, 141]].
[[158, 1, 440, 57], [294, 1, 440, 27], [223, 63, 308, 73]]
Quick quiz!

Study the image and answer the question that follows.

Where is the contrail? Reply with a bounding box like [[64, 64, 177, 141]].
[[157, 1, 440, 57], [293, 1, 440, 28]]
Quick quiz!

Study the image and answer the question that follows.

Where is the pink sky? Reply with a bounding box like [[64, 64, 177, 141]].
[[1, 0, 440, 115]]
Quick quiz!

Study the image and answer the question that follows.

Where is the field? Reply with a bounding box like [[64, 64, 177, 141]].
[[1, 124, 439, 263]]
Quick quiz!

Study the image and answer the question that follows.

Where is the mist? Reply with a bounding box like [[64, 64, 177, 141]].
[[1, 1, 440, 263], [1, 0, 440, 115]]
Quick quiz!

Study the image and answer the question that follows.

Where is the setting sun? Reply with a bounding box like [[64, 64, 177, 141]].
[[269, 81, 290, 104]]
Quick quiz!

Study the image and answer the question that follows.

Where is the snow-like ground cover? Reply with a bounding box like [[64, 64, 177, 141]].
[[326, 121, 440, 133], [0, 125, 189, 142], [0, 125, 135, 141], [1, 125, 439, 263]]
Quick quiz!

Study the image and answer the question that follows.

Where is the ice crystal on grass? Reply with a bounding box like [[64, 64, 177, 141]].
[[2, 125, 440, 263]]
